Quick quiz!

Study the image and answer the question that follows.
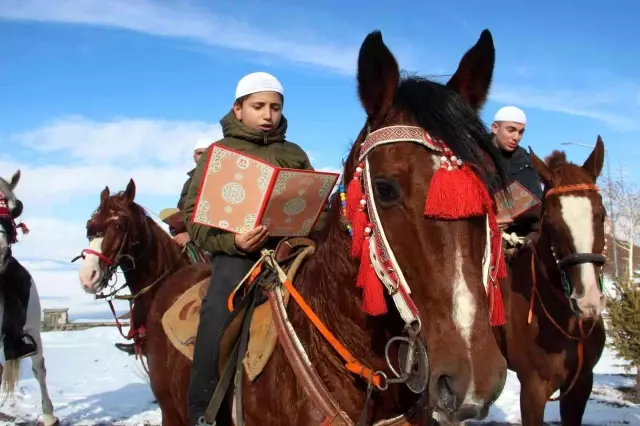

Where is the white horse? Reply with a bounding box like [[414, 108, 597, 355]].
[[0, 170, 58, 426]]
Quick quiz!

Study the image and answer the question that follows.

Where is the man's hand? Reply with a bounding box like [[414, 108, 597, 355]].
[[173, 232, 191, 247], [497, 218, 513, 232], [234, 225, 269, 253]]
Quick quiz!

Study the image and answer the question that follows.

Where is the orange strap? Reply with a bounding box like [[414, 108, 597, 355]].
[[546, 184, 599, 197], [280, 275, 384, 389], [227, 256, 383, 389], [227, 262, 264, 312], [528, 250, 585, 401]]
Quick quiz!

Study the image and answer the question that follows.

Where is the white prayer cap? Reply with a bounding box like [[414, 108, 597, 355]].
[[235, 72, 284, 100], [194, 138, 210, 151], [493, 106, 527, 124]]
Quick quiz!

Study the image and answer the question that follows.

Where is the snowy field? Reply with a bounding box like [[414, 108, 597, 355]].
[[0, 326, 638, 426]]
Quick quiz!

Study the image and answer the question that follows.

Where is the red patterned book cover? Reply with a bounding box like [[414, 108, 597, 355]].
[[496, 181, 541, 222], [191, 144, 339, 237]]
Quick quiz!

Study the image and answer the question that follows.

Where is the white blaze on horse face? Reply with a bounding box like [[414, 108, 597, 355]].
[[452, 244, 476, 345], [559, 195, 604, 317], [78, 237, 105, 293]]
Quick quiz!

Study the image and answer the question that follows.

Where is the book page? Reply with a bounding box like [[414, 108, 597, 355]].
[[496, 181, 541, 222], [260, 169, 339, 237], [192, 145, 275, 234]]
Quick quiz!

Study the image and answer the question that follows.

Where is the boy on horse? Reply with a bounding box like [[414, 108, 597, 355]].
[[182, 71, 324, 425], [0, 191, 38, 361], [491, 105, 543, 242]]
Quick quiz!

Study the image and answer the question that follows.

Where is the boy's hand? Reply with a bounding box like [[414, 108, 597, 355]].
[[234, 225, 269, 252]]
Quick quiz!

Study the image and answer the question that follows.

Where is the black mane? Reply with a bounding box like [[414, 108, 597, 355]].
[[395, 76, 508, 194]]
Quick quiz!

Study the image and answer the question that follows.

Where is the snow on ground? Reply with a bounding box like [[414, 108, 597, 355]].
[[0, 327, 639, 425]]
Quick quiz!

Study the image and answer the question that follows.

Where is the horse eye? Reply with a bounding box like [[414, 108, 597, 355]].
[[374, 177, 401, 205]]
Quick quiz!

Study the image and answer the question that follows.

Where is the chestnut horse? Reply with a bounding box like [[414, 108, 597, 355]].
[[494, 138, 607, 425], [78, 29, 509, 425]]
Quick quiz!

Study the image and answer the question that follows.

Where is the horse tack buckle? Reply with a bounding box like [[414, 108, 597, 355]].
[[196, 416, 215, 426], [383, 322, 428, 394]]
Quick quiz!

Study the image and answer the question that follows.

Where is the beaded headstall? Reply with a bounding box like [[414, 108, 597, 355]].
[[339, 125, 506, 327]]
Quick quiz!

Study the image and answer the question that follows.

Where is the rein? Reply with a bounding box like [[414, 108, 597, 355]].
[[525, 182, 603, 401]]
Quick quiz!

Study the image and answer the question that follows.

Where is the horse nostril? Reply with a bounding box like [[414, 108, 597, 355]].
[[90, 270, 98, 282], [437, 375, 456, 409]]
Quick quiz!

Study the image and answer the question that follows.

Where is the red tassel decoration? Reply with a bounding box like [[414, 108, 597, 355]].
[[487, 206, 507, 281], [490, 282, 507, 326], [424, 155, 485, 220], [346, 164, 367, 258], [346, 163, 364, 221], [356, 233, 388, 316]]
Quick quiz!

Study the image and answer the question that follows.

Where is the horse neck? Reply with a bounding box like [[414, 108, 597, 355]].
[[120, 221, 187, 325], [292, 218, 407, 410]]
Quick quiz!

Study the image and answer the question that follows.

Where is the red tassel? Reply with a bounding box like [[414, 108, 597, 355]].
[[490, 282, 507, 326], [487, 207, 507, 281], [346, 169, 367, 258], [356, 237, 388, 316], [424, 165, 486, 219], [346, 166, 364, 223]]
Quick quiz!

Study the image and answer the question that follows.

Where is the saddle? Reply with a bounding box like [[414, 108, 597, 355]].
[[161, 237, 315, 380]]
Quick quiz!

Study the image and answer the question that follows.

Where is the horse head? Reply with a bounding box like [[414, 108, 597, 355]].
[[529, 137, 607, 319], [0, 170, 22, 274], [78, 179, 165, 294], [340, 29, 507, 421]]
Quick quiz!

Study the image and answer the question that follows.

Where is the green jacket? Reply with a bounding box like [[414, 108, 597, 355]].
[[183, 110, 325, 256]]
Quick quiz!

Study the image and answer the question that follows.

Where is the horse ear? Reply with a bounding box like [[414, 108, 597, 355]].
[[582, 135, 605, 180], [357, 30, 400, 122], [124, 179, 136, 204], [528, 146, 553, 187], [100, 186, 110, 204], [446, 29, 495, 110], [9, 170, 20, 190]]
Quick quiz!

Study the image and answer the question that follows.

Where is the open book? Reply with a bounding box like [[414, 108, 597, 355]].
[[496, 181, 541, 222], [191, 144, 339, 237]]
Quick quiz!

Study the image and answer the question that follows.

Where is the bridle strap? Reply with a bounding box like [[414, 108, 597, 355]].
[[545, 183, 599, 197], [557, 253, 606, 270]]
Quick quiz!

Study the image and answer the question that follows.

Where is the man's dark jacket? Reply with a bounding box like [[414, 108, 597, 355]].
[[500, 146, 544, 237]]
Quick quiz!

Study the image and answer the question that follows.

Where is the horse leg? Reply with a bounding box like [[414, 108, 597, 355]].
[[24, 282, 58, 426], [161, 404, 185, 426], [29, 335, 58, 426], [518, 373, 549, 426], [559, 372, 593, 426]]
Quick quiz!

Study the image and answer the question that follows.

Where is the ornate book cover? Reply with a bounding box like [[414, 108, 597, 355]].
[[496, 181, 541, 222], [191, 144, 339, 237]]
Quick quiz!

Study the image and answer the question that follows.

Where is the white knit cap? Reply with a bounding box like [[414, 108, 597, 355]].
[[493, 106, 527, 124], [235, 72, 284, 100], [194, 138, 210, 151]]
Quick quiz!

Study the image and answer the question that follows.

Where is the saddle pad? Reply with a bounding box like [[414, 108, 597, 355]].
[[161, 277, 209, 361]]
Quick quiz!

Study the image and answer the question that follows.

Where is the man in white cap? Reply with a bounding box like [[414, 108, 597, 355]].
[[491, 105, 543, 239]]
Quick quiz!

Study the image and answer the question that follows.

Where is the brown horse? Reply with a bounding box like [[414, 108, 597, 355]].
[[494, 137, 608, 425], [77, 29, 510, 426]]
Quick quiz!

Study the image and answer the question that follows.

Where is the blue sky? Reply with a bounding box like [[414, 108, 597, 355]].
[[0, 0, 638, 313]]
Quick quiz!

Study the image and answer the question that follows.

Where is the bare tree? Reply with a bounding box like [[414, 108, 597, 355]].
[[603, 169, 640, 280]]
